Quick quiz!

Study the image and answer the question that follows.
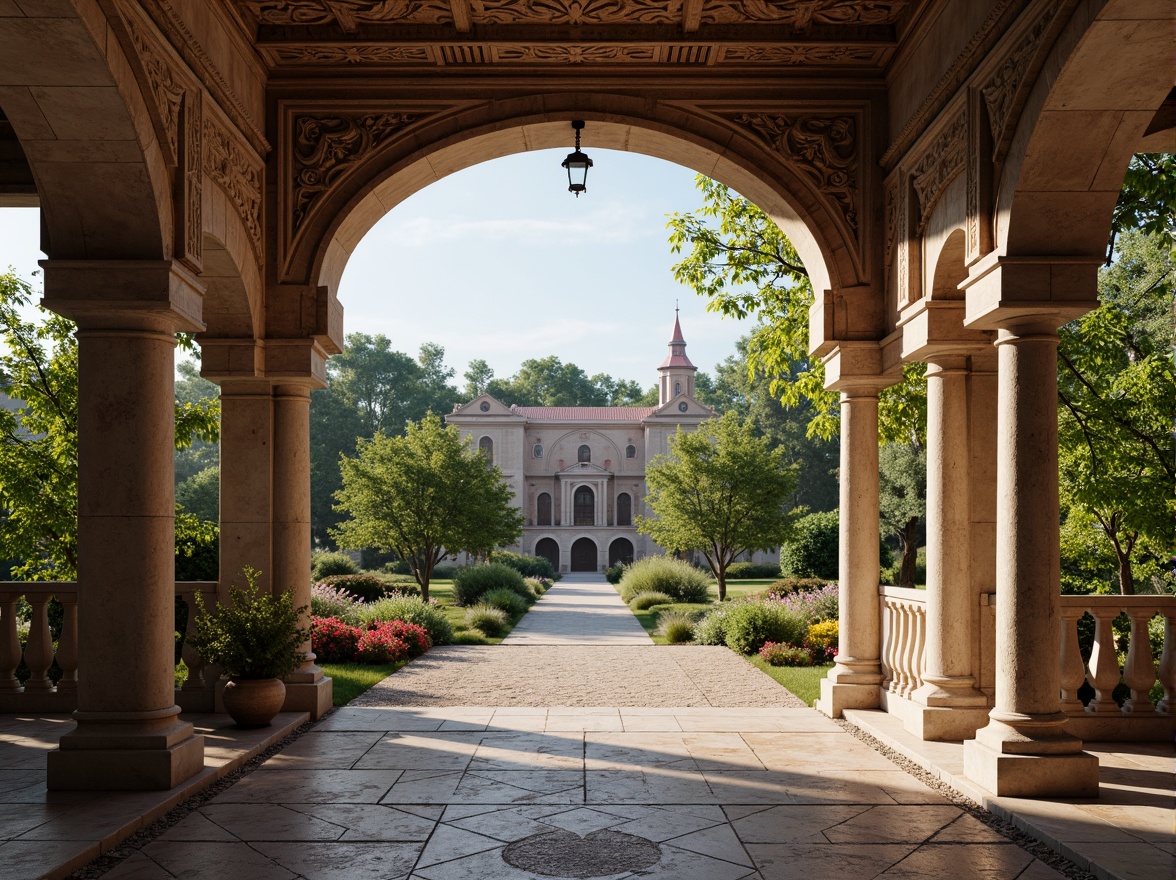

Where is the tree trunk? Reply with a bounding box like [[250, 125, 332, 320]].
[[898, 516, 919, 589], [716, 570, 727, 602], [1116, 549, 1134, 596]]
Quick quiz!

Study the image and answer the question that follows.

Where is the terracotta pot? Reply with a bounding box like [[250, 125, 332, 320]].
[[222, 677, 286, 728]]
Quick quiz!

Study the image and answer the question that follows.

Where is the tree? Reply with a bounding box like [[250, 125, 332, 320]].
[[878, 443, 926, 588], [0, 272, 220, 580], [485, 355, 605, 406], [637, 411, 798, 600], [463, 358, 494, 398], [332, 413, 523, 601], [1107, 153, 1176, 261], [177, 465, 220, 523], [175, 359, 221, 484], [1057, 229, 1174, 594], [668, 176, 926, 442]]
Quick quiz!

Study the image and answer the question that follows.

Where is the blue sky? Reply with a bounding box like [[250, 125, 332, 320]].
[[0, 149, 753, 386]]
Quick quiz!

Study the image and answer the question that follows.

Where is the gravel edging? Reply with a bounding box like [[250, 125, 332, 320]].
[[833, 718, 1097, 880]]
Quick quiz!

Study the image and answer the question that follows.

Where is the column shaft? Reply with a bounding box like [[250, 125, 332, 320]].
[[49, 327, 203, 789], [817, 389, 882, 717], [217, 383, 274, 596]]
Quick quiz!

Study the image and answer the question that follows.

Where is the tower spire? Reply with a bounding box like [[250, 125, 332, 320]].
[[657, 310, 696, 405]]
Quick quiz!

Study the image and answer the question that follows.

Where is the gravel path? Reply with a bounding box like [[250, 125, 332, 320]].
[[354, 575, 804, 708]]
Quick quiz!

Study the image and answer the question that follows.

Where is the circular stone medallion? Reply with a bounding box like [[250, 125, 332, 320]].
[[502, 829, 661, 878]]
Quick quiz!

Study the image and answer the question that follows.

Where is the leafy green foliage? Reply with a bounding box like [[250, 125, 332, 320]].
[[655, 610, 697, 643], [482, 355, 650, 407], [878, 443, 926, 589], [724, 562, 781, 579], [190, 567, 310, 679], [333, 414, 524, 601], [1057, 230, 1175, 594], [780, 511, 839, 579], [479, 587, 530, 616], [175, 508, 219, 581], [1108, 154, 1176, 260], [0, 273, 219, 580], [618, 556, 711, 603], [638, 412, 799, 599], [313, 573, 396, 603], [605, 564, 625, 584], [720, 601, 807, 655], [176, 466, 219, 523], [628, 591, 674, 611], [311, 550, 360, 581], [668, 177, 925, 442], [452, 562, 529, 606], [465, 603, 510, 637], [489, 550, 556, 580], [352, 594, 454, 645]]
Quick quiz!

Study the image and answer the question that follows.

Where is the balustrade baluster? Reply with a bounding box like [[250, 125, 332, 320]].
[[55, 594, 78, 692], [912, 606, 926, 692], [180, 592, 207, 691], [894, 603, 911, 695], [882, 601, 897, 692], [1086, 607, 1121, 714], [1121, 607, 1158, 714], [1156, 609, 1175, 714], [1058, 607, 1086, 714], [901, 605, 919, 697], [0, 597, 20, 691], [23, 595, 54, 691]]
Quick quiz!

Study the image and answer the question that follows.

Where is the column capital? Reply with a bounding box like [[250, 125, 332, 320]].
[[40, 259, 205, 333], [199, 338, 327, 389], [961, 252, 1100, 332], [899, 298, 994, 361], [821, 341, 889, 393]]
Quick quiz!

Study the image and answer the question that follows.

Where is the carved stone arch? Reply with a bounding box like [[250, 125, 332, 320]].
[[996, 0, 1173, 260], [921, 176, 970, 302], [198, 228, 262, 341], [1, 3, 173, 261], [278, 95, 860, 301], [552, 430, 622, 466]]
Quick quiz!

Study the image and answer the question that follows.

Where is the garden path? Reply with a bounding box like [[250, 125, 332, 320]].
[[84, 574, 1079, 880]]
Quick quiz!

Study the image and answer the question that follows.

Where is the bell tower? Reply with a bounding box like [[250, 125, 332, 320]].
[[657, 308, 697, 405]]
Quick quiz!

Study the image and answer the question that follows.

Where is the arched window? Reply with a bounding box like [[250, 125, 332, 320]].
[[578, 444, 591, 463], [616, 493, 632, 527], [574, 486, 595, 526], [478, 436, 493, 464], [536, 493, 552, 526], [625, 444, 636, 459], [533, 443, 543, 458], [674, 381, 681, 395]]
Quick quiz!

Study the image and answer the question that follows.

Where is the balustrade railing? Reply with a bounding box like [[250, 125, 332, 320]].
[[0, 581, 218, 714], [879, 586, 928, 698]]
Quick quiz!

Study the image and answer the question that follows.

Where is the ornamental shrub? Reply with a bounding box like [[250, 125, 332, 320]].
[[780, 510, 892, 579], [524, 577, 550, 597], [480, 587, 530, 616], [465, 603, 510, 637], [760, 641, 812, 667], [382, 574, 422, 597], [310, 583, 362, 620], [605, 564, 625, 585], [311, 616, 363, 663], [656, 610, 697, 643], [453, 563, 529, 606], [806, 619, 839, 662], [431, 563, 462, 580], [766, 577, 829, 595], [315, 573, 394, 603], [722, 601, 807, 655], [490, 550, 557, 580], [355, 623, 410, 664], [356, 594, 454, 645], [629, 591, 674, 611], [725, 562, 781, 579], [776, 583, 839, 624], [694, 603, 736, 646], [618, 556, 710, 604], [311, 550, 359, 581]]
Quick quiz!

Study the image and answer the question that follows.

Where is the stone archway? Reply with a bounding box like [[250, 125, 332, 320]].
[[535, 538, 560, 572], [608, 539, 634, 568], [571, 538, 598, 573]]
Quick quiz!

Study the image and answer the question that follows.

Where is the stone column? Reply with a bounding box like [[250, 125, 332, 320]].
[[911, 356, 988, 739], [818, 385, 884, 717], [962, 321, 1098, 796], [217, 380, 274, 596], [273, 383, 332, 718], [43, 261, 204, 790]]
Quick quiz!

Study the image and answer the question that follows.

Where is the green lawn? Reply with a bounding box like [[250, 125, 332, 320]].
[[747, 657, 833, 706], [321, 661, 407, 706]]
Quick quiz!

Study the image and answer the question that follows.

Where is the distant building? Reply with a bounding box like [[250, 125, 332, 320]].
[[448, 316, 773, 573]]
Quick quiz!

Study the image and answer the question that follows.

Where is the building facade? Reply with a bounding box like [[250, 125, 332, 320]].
[[447, 317, 713, 572]]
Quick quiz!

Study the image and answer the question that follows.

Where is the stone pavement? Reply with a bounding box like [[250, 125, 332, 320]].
[[1, 575, 1164, 879], [502, 574, 652, 645]]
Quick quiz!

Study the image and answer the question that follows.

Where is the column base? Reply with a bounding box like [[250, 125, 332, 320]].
[[816, 677, 880, 718], [282, 677, 333, 719], [906, 704, 992, 741], [47, 734, 205, 790], [963, 737, 1099, 797]]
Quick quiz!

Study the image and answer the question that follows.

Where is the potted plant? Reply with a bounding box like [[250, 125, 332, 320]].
[[190, 566, 311, 727]]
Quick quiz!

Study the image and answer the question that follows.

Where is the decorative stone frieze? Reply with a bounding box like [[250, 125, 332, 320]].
[[178, 92, 203, 271], [728, 112, 859, 236], [910, 109, 966, 232], [494, 44, 659, 62], [204, 116, 265, 259], [700, 0, 906, 28], [719, 45, 878, 64], [274, 45, 434, 64], [981, 0, 1061, 161], [125, 15, 186, 163], [240, 0, 454, 27], [290, 112, 421, 233]]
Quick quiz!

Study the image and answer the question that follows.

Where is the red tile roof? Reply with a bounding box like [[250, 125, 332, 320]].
[[510, 406, 659, 421]]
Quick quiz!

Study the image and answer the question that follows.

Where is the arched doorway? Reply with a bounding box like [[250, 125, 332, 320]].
[[608, 538, 634, 567], [535, 537, 559, 571], [573, 486, 595, 526], [570, 538, 598, 572]]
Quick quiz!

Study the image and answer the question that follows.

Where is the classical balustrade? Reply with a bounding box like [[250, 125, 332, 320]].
[[880, 587, 927, 698], [1059, 595, 1175, 741], [0, 581, 218, 714]]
